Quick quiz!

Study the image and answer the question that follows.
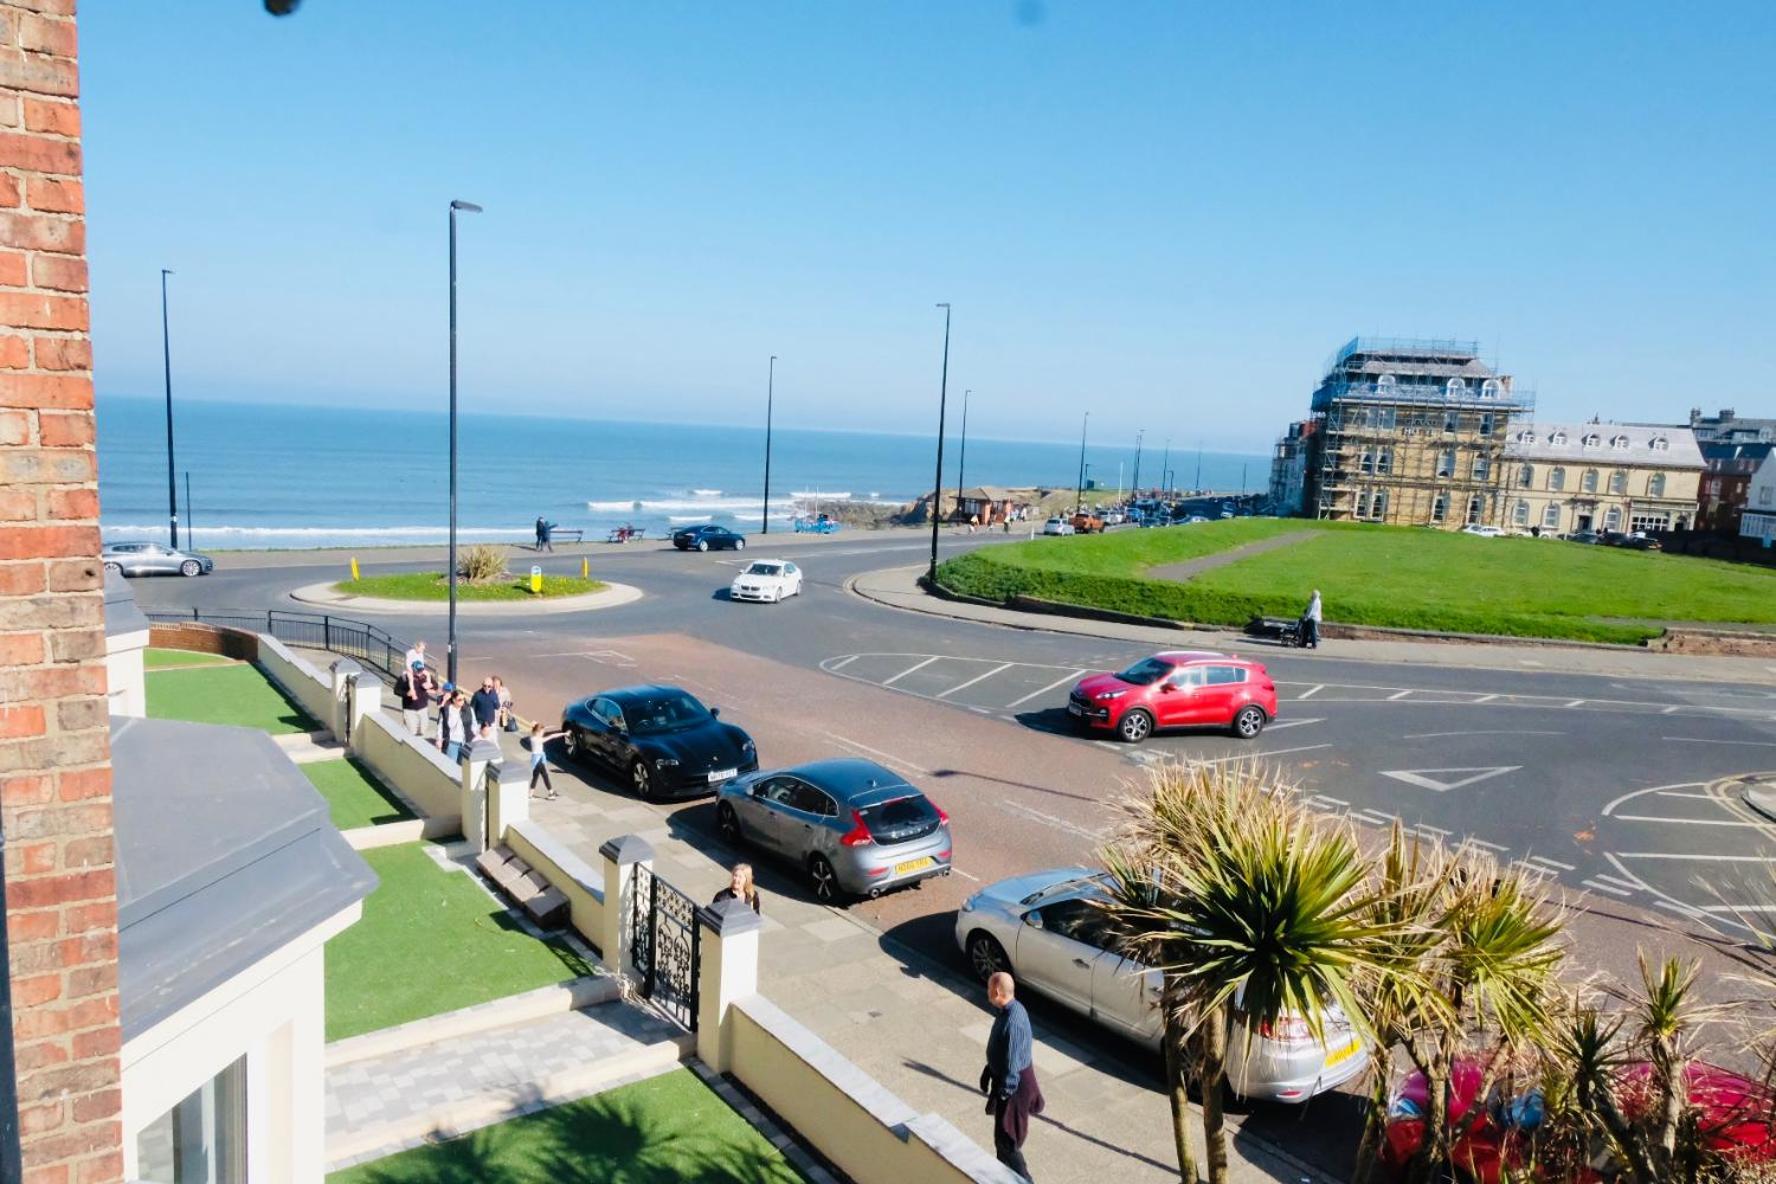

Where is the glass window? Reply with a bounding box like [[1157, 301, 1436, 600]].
[[1473, 456, 1491, 482], [758, 778, 798, 807], [1447, 378, 1467, 396], [1542, 503, 1561, 530], [1481, 379, 1501, 397], [1513, 500, 1530, 526], [1518, 430, 1537, 445], [1376, 448, 1393, 474], [1651, 436, 1669, 451], [1376, 408, 1396, 430], [1204, 666, 1248, 685], [1611, 435, 1629, 450], [1604, 507, 1623, 531], [1649, 472, 1667, 497], [788, 782, 836, 816], [1114, 658, 1173, 686], [1549, 467, 1566, 491], [1609, 470, 1626, 494], [136, 1056, 248, 1184], [1431, 494, 1447, 523], [1166, 666, 1206, 688], [1031, 897, 1112, 950], [1377, 373, 1397, 390], [1582, 469, 1599, 493], [623, 692, 713, 735], [1519, 464, 1535, 486], [1479, 413, 1494, 436], [1551, 431, 1568, 446], [1466, 495, 1484, 524], [1372, 489, 1389, 519], [1437, 450, 1456, 478], [1582, 434, 1600, 449], [1443, 412, 1459, 433], [1355, 490, 1370, 518]]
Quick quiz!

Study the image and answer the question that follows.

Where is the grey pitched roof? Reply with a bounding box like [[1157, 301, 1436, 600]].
[[103, 570, 149, 639], [1505, 422, 1703, 468], [111, 716, 377, 1039]]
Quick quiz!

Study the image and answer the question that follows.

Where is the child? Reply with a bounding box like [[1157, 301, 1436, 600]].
[[526, 722, 566, 800]]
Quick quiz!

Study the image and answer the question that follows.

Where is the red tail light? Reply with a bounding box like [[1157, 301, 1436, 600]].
[[935, 804, 950, 825], [839, 810, 873, 847], [1259, 1016, 1314, 1043]]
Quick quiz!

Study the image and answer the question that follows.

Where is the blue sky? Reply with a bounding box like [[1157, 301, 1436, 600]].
[[82, 2, 1775, 451]]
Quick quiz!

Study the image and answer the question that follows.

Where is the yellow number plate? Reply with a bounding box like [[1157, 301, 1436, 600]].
[[1323, 1039, 1362, 1068], [894, 857, 935, 876]]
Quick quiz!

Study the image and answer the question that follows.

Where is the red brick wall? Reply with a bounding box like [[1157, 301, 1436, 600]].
[[0, 1, 124, 1181]]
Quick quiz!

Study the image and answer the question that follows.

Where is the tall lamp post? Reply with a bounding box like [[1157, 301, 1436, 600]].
[[1074, 411, 1090, 514], [160, 268, 178, 548], [762, 355, 777, 534], [1160, 437, 1171, 496], [446, 199, 482, 686], [927, 304, 951, 583], [954, 389, 970, 515], [1130, 429, 1144, 497]]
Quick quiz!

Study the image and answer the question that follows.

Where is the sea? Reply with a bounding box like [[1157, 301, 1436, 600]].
[[94, 395, 1270, 550]]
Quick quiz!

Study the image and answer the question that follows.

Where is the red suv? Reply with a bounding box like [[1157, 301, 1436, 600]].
[[1068, 650, 1278, 744]]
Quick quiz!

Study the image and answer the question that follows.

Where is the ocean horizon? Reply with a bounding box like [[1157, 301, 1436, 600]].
[[95, 394, 1271, 550]]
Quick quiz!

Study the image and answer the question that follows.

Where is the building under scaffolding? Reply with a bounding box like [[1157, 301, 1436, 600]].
[[1304, 337, 1534, 528]]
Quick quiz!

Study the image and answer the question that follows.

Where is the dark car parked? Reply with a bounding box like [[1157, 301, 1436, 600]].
[[672, 525, 747, 552], [559, 685, 757, 801]]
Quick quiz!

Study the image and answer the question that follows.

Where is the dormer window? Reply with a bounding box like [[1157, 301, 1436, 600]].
[[1610, 434, 1629, 450], [1377, 373, 1397, 391], [1481, 379, 1501, 398], [1582, 433, 1600, 449], [1517, 430, 1536, 444], [1650, 436, 1670, 451], [1446, 378, 1467, 397], [1550, 431, 1568, 446]]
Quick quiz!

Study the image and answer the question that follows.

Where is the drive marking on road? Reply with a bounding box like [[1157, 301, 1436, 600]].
[[1564, 699, 1586, 708], [881, 656, 942, 687], [1654, 790, 1716, 799], [936, 662, 1014, 700], [1591, 874, 1641, 891], [1474, 694, 1499, 704], [1297, 685, 1324, 700], [1615, 852, 1776, 862], [1614, 815, 1765, 827], [1387, 690, 1413, 701], [826, 655, 858, 671], [1003, 670, 1087, 710], [998, 801, 1105, 842], [1662, 706, 1682, 715], [1661, 736, 1776, 747]]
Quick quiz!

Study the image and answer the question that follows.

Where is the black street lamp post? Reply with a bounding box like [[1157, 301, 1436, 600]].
[[762, 355, 777, 534], [954, 389, 970, 515], [1074, 411, 1090, 514], [1160, 437, 1171, 495], [927, 304, 951, 583], [446, 199, 482, 686], [160, 268, 178, 548], [1130, 429, 1143, 497]]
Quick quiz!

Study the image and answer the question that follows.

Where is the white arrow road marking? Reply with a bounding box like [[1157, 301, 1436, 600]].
[[1379, 766, 1522, 793]]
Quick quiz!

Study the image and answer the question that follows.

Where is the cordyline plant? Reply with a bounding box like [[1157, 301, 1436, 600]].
[[1093, 762, 1420, 1184], [457, 544, 509, 583]]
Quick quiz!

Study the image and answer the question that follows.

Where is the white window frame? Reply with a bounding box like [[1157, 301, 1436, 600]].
[[1549, 467, 1566, 491], [1608, 470, 1626, 495], [1542, 502, 1561, 530], [1582, 468, 1599, 493], [1648, 472, 1667, 497]]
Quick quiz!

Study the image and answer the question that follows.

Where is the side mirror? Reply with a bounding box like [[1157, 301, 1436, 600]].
[[1158, 683, 1175, 694], [1023, 910, 1044, 930], [710, 706, 721, 719]]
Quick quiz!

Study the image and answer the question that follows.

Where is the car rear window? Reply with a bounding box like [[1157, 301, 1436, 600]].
[[858, 795, 940, 843]]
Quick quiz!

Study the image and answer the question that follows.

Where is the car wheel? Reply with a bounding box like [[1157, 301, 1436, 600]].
[[103, 562, 122, 576], [809, 854, 842, 903], [1231, 705, 1267, 740], [697, 540, 709, 552], [630, 759, 654, 801], [966, 932, 1011, 982], [1117, 709, 1154, 744], [179, 559, 201, 577], [717, 802, 743, 846], [563, 729, 580, 761], [734, 538, 745, 551]]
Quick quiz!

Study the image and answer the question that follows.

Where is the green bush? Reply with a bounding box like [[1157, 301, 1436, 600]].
[[457, 544, 509, 583]]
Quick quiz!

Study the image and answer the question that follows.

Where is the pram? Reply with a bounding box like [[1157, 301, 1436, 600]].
[[1244, 614, 1305, 647]]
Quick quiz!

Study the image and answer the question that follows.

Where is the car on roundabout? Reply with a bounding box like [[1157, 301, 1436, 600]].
[[955, 867, 1366, 1103], [715, 758, 952, 903], [672, 524, 747, 552], [101, 541, 214, 577], [729, 559, 803, 603], [1042, 516, 1076, 536], [1068, 651, 1278, 743], [558, 685, 757, 801]]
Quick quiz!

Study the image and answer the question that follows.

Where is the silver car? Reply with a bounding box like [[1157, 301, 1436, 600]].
[[715, 758, 952, 903], [954, 868, 1366, 1103], [101, 541, 214, 577]]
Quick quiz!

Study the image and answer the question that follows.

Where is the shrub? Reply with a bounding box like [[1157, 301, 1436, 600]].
[[457, 545, 509, 583]]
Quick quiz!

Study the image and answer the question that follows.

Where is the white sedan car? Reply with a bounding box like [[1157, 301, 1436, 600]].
[[1042, 517, 1075, 536], [729, 559, 803, 603]]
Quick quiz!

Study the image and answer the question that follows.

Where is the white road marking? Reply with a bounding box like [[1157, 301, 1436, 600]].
[[1660, 736, 1776, 747], [1662, 706, 1682, 715], [1309, 793, 1350, 807], [1615, 852, 1776, 862], [1355, 809, 1397, 826], [1197, 743, 1334, 766], [1583, 879, 1635, 897], [1261, 717, 1323, 732], [952, 868, 981, 882], [1511, 860, 1557, 879], [1654, 790, 1716, 800], [882, 656, 942, 687], [1654, 900, 1709, 920], [819, 731, 932, 778], [1699, 904, 1776, 913], [1404, 730, 1564, 739], [1601, 781, 1709, 817], [1004, 670, 1087, 710], [1526, 855, 1577, 871], [998, 801, 1105, 842], [1591, 874, 1641, 891], [936, 662, 1016, 699], [1412, 822, 1452, 837], [1379, 766, 1520, 793], [1468, 838, 1509, 852], [1474, 694, 1499, 704], [1563, 699, 1586, 708], [1616, 815, 1766, 827], [1387, 690, 1414, 701], [826, 654, 858, 671], [1297, 685, 1324, 700]]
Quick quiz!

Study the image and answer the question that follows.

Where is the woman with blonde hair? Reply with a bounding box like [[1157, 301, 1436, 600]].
[[711, 863, 761, 914]]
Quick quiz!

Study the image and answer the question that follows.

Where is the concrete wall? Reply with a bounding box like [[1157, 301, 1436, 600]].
[[352, 708, 463, 833], [255, 635, 336, 731], [107, 626, 147, 718], [505, 820, 604, 955], [728, 996, 1017, 1184]]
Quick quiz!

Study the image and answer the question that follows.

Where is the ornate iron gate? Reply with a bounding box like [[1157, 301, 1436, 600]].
[[628, 864, 700, 1031]]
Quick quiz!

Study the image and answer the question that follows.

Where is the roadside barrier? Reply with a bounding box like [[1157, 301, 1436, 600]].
[[146, 608, 419, 680]]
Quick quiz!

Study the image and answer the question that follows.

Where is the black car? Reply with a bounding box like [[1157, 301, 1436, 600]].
[[559, 685, 758, 801], [671, 524, 747, 552]]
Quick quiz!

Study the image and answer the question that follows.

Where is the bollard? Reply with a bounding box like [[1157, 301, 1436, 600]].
[[350, 556, 360, 581], [581, 556, 589, 579], [529, 564, 543, 595]]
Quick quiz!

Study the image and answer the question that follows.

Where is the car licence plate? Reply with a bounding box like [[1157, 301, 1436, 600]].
[[894, 857, 935, 876], [707, 768, 737, 783], [1067, 702, 1083, 716], [1322, 1039, 1362, 1069]]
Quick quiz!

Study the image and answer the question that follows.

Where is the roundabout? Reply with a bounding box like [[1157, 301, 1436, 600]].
[[289, 579, 644, 616]]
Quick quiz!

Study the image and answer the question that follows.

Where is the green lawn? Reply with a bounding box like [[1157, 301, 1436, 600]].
[[937, 521, 1776, 645], [325, 842, 595, 1041], [328, 1068, 808, 1184], [145, 663, 318, 733], [301, 757, 414, 831], [144, 646, 236, 669], [333, 572, 606, 601]]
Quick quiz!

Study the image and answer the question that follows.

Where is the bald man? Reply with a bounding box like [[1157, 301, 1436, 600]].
[[980, 971, 1044, 1180]]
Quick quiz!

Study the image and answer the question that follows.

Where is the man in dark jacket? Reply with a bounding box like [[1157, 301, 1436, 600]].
[[469, 676, 502, 733], [981, 971, 1043, 1180], [394, 661, 436, 736]]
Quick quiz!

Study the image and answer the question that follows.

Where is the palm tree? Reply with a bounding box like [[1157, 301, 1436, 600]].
[[1095, 762, 1416, 1184]]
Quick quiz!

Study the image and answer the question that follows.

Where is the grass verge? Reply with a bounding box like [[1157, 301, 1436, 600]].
[[326, 1067, 809, 1183], [144, 647, 236, 669], [937, 521, 1776, 645], [301, 757, 414, 831], [324, 842, 594, 1041], [145, 663, 318, 733], [333, 572, 606, 602]]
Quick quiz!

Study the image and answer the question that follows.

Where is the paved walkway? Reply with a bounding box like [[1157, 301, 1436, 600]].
[[850, 563, 1776, 685], [1147, 529, 1320, 582]]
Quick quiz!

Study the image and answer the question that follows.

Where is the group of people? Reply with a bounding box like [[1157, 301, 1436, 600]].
[[534, 516, 559, 552], [390, 641, 564, 801]]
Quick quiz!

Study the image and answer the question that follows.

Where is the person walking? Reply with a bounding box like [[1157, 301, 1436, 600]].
[[534, 516, 547, 550], [981, 971, 1043, 1180], [525, 722, 565, 800], [470, 676, 502, 733], [1301, 588, 1323, 649], [493, 675, 515, 731], [403, 638, 427, 672], [539, 518, 557, 553], [394, 660, 434, 736], [438, 688, 468, 761], [711, 863, 761, 914]]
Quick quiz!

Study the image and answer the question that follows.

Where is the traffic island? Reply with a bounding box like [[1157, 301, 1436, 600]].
[[1743, 776, 1776, 824], [291, 577, 642, 616]]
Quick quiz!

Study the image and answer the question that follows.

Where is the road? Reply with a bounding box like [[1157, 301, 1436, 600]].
[[129, 529, 1776, 1176]]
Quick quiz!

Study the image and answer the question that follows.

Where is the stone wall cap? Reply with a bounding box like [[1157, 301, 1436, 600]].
[[329, 657, 364, 674], [598, 834, 655, 865], [695, 897, 763, 936]]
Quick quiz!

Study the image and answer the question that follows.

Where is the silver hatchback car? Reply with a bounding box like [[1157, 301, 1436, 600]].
[[955, 868, 1366, 1103], [715, 758, 952, 903], [101, 541, 213, 577]]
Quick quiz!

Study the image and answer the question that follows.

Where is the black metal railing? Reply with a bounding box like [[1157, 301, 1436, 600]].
[[628, 864, 701, 1031], [145, 608, 420, 681]]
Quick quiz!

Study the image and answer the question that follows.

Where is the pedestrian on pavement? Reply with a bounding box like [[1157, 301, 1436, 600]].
[[981, 971, 1043, 1180], [493, 675, 515, 731], [470, 676, 502, 732], [712, 863, 761, 914], [394, 660, 434, 736], [525, 722, 565, 800], [1301, 588, 1323, 649], [535, 516, 547, 550], [403, 639, 427, 672], [438, 688, 467, 761], [539, 519, 557, 552]]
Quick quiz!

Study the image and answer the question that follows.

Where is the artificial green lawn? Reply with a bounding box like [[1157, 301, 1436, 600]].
[[301, 757, 414, 831], [145, 663, 318, 733], [333, 572, 606, 601], [144, 646, 235, 669], [325, 842, 594, 1041], [327, 1068, 808, 1184], [937, 520, 1776, 645]]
